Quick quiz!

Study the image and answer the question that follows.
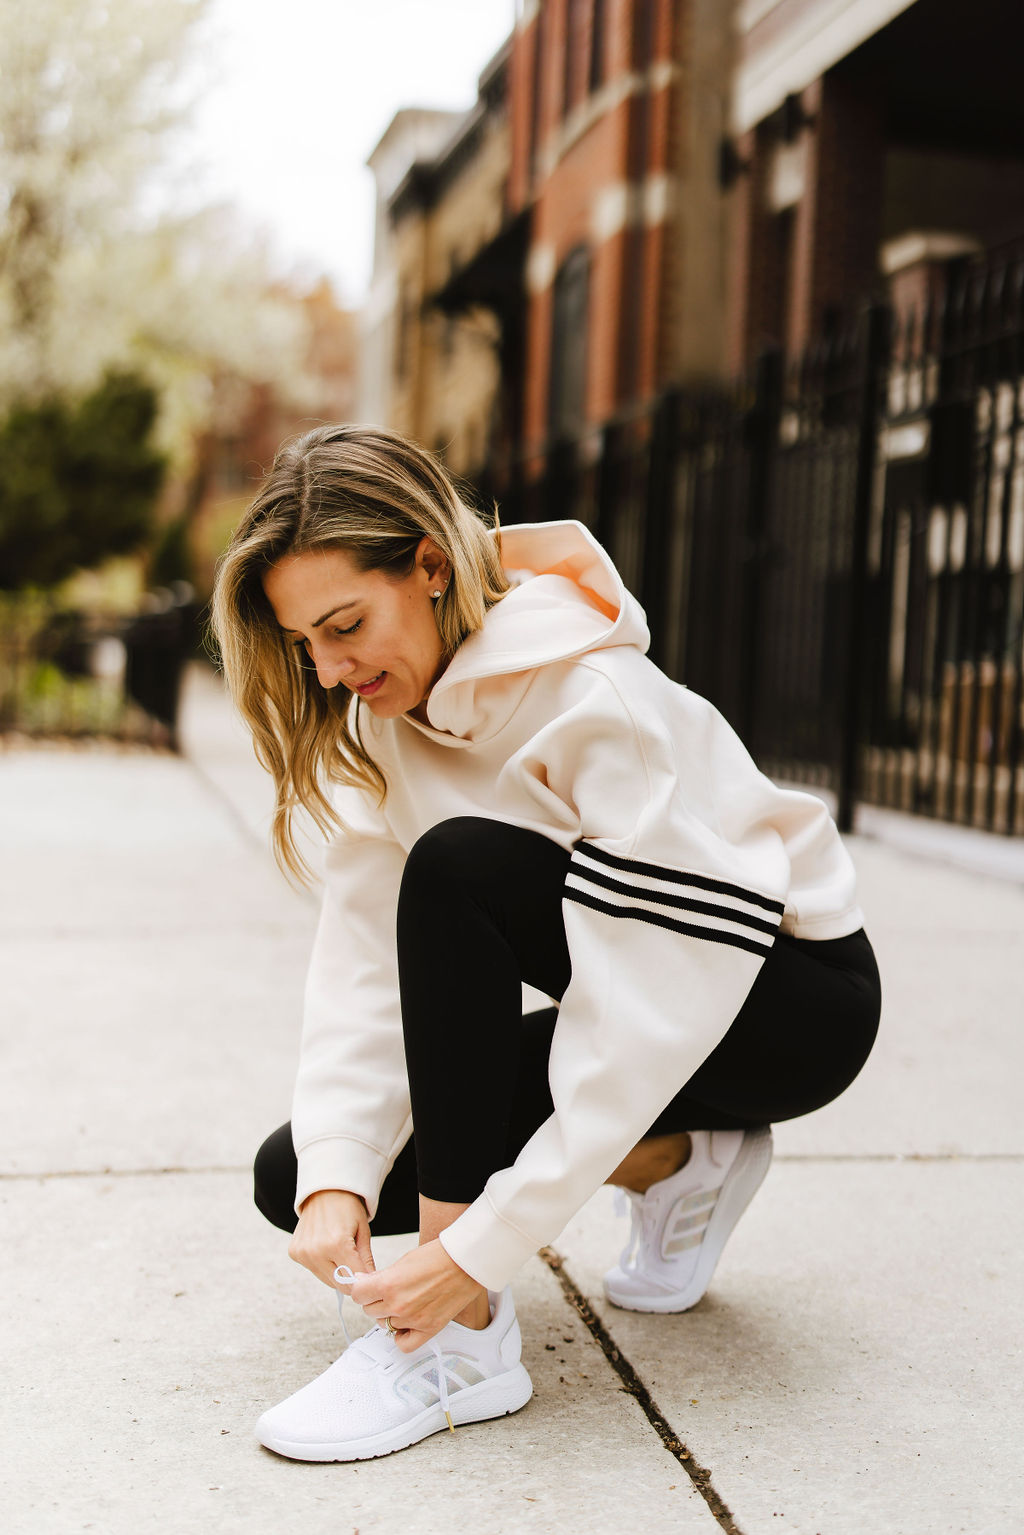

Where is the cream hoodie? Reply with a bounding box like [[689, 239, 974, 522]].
[[293, 521, 864, 1291]]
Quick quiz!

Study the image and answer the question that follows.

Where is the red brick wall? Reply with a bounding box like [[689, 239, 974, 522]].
[[511, 0, 687, 458], [524, 104, 631, 445], [508, 13, 538, 211], [592, 229, 628, 422], [727, 73, 885, 370], [788, 74, 884, 352], [726, 126, 791, 371]]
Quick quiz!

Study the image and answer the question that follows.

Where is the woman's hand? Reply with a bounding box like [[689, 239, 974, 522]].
[[288, 1188, 375, 1288], [348, 1240, 486, 1353]]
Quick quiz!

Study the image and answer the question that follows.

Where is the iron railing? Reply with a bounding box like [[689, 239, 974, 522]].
[[499, 250, 1024, 836], [0, 588, 200, 748]]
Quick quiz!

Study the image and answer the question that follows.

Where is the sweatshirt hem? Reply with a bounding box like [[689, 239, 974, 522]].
[[784, 904, 865, 940]]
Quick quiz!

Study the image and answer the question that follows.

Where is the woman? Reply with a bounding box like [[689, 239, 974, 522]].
[[211, 424, 881, 1464]]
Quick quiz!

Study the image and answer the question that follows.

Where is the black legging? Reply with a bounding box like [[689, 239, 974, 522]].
[[255, 817, 881, 1236]]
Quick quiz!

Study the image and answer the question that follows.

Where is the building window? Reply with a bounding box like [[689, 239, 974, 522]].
[[548, 245, 590, 439], [589, 0, 606, 92], [528, 6, 544, 180], [563, 0, 588, 119], [631, 0, 655, 71]]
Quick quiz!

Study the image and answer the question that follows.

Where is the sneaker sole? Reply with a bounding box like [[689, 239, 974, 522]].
[[256, 1362, 534, 1463], [604, 1125, 773, 1313]]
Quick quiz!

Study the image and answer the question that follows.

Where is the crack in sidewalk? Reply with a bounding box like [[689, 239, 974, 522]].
[[539, 1245, 746, 1535], [0, 1164, 249, 1181], [775, 1151, 1023, 1162], [6, 1149, 1020, 1184], [182, 752, 319, 910]]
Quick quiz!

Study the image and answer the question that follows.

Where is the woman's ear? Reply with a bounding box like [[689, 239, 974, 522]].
[[416, 535, 450, 590]]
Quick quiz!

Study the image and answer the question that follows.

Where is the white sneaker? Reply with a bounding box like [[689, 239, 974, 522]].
[[255, 1287, 533, 1462], [603, 1127, 773, 1313]]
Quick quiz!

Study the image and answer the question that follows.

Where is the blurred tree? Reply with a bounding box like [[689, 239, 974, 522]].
[[0, 0, 204, 400], [0, 0, 311, 449], [0, 0, 317, 592], [0, 372, 165, 589]]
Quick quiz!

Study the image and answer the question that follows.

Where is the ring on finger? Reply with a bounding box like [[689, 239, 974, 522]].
[[383, 1315, 397, 1337]]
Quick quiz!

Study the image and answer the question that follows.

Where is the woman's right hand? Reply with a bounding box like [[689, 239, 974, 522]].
[[288, 1188, 376, 1289]]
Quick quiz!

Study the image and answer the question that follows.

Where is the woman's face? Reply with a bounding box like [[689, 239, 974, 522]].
[[262, 539, 449, 720]]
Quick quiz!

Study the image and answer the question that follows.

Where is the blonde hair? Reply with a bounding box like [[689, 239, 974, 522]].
[[211, 424, 509, 880]]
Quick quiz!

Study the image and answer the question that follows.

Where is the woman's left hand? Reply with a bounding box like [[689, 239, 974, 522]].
[[346, 1240, 485, 1353]]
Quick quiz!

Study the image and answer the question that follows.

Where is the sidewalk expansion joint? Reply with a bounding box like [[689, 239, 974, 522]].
[[0, 1164, 249, 1182], [184, 755, 318, 908], [539, 1246, 746, 1535], [775, 1152, 1023, 1162]]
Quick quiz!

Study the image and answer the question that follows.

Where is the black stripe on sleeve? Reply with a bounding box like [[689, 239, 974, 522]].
[[571, 862, 781, 939], [574, 842, 785, 917], [564, 886, 777, 958]]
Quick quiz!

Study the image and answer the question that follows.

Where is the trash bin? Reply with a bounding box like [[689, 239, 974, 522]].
[[121, 588, 199, 746]]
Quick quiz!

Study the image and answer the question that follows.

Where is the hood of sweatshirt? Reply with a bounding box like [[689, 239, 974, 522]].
[[412, 520, 651, 741]]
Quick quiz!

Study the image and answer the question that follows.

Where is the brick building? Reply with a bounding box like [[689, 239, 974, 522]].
[[725, 0, 1024, 370], [507, 0, 734, 479], [360, 1, 1024, 502], [360, 109, 468, 433], [359, 2, 734, 495], [361, 48, 512, 480]]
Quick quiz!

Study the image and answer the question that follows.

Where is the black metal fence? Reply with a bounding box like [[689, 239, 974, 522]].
[[0, 588, 200, 748], [503, 251, 1024, 837]]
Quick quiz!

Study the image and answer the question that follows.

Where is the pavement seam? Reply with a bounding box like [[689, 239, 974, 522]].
[[774, 1151, 1024, 1162], [3, 922, 304, 938], [0, 1165, 250, 1181], [8, 1151, 1022, 1183], [182, 750, 271, 855], [181, 751, 320, 909], [539, 1245, 746, 1535]]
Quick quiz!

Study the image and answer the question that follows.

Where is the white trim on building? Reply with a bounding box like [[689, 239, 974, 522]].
[[731, 0, 917, 134]]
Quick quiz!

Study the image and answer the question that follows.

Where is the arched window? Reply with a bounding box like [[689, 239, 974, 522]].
[[548, 246, 590, 439], [562, 0, 588, 118], [589, 0, 606, 92]]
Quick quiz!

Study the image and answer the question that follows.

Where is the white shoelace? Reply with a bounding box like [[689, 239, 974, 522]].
[[333, 1264, 455, 1432], [613, 1187, 649, 1272]]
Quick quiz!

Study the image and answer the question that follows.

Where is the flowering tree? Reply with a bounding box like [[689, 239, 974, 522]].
[[0, 0, 311, 585], [2, 0, 197, 394], [0, 0, 310, 411]]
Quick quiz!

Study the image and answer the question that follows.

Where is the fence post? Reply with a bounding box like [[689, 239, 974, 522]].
[[837, 302, 889, 833], [739, 349, 782, 747], [640, 391, 676, 665], [594, 421, 620, 555]]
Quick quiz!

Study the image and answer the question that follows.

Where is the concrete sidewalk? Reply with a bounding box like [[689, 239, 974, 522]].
[[2, 664, 1022, 1535]]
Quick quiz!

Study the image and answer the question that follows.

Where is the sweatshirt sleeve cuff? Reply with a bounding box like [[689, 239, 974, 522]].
[[438, 1193, 539, 1291], [293, 1134, 392, 1220]]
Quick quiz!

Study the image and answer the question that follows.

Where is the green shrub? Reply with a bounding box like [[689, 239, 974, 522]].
[[0, 372, 166, 591]]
